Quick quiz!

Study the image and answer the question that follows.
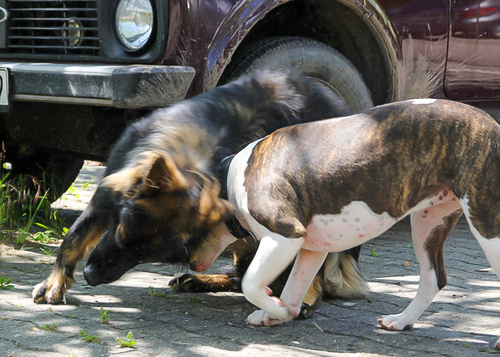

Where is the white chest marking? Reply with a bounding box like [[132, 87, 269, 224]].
[[227, 138, 271, 237]]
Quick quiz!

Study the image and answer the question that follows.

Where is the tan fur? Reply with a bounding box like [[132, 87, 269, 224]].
[[32, 223, 106, 304], [102, 151, 189, 196], [323, 253, 370, 299]]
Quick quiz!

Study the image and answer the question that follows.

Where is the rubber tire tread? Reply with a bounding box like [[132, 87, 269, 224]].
[[221, 36, 373, 113]]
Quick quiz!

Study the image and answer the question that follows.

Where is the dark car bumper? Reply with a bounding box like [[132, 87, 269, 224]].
[[0, 63, 196, 109]]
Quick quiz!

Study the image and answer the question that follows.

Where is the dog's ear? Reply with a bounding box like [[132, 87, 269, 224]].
[[198, 175, 235, 228], [143, 153, 189, 193]]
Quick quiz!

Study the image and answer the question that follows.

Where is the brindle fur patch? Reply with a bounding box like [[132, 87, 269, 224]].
[[424, 209, 463, 290], [244, 100, 500, 239]]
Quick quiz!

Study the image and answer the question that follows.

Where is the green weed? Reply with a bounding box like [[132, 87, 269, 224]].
[[116, 331, 136, 348], [0, 173, 15, 228], [42, 322, 57, 332], [100, 307, 109, 324], [0, 276, 14, 290], [39, 246, 57, 256], [189, 296, 204, 303], [146, 286, 173, 298], [80, 329, 101, 343]]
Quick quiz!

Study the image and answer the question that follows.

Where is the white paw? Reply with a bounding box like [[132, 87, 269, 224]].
[[378, 314, 414, 331], [246, 310, 284, 327]]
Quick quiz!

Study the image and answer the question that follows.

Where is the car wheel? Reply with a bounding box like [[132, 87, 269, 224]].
[[221, 36, 373, 113]]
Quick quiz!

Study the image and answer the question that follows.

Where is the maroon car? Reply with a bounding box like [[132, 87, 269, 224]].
[[0, 0, 499, 196]]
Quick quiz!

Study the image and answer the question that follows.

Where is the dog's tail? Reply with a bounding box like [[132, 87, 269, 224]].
[[322, 252, 370, 299], [400, 34, 442, 100]]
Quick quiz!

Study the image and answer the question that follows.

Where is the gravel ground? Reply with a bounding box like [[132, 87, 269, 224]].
[[1, 163, 500, 356]]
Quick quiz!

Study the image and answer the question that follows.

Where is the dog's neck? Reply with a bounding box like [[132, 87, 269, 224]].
[[217, 153, 255, 240], [218, 154, 234, 200]]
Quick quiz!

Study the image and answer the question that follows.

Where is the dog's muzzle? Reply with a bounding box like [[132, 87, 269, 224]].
[[83, 265, 102, 286]]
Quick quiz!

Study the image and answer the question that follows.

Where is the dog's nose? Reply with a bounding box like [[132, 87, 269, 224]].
[[83, 265, 101, 286]]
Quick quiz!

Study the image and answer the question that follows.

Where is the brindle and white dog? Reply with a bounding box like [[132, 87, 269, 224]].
[[32, 71, 368, 313], [217, 99, 500, 348]]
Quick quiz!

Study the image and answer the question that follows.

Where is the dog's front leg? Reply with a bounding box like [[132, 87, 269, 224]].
[[242, 233, 304, 326], [33, 206, 107, 304], [279, 249, 329, 313], [247, 248, 329, 326]]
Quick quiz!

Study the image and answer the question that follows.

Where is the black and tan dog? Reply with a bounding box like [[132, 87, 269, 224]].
[[32, 71, 369, 313], [213, 98, 500, 347]]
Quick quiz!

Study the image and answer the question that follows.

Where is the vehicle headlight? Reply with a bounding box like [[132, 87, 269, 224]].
[[115, 0, 154, 51]]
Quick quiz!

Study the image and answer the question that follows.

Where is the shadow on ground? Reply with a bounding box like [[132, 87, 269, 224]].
[[1, 165, 500, 356]]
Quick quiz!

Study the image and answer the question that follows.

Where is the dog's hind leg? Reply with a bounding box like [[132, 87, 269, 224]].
[[473, 235, 500, 350], [242, 233, 304, 326], [32, 203, 107, 304], [379, 196, 462, 331], [461, 207, 500, 349]]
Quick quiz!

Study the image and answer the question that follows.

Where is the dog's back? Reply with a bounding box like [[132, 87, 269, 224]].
[[105, 70, 352, 176], [239, 99, 498, 239]]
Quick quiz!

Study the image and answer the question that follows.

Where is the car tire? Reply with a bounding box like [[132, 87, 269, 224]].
[[221, 36, 373, 113]]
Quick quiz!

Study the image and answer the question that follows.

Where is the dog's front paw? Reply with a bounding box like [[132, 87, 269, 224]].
[[169, 274, 201, 292], [378, 314, 414, 331], [32, 275, 68, 304], [169, 274, 224, 292], [169, 273, 239, 292], [297, 303, 315, 320], [246, 310, 284, 327]]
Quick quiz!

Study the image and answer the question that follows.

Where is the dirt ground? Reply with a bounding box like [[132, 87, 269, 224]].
[[1, 163, 500, 356]]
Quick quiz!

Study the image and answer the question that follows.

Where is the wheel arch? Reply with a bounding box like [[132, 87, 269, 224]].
[[200, 0, 403, 106]]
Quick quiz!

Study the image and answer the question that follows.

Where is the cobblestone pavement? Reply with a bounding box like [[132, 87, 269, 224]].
[[1, 164, 500, 356]]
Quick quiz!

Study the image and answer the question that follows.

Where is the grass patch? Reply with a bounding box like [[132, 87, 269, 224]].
[[189, 296, 205, 303], [0, 173, 68, 246]]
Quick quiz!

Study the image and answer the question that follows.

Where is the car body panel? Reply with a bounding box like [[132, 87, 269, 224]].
[[1, 0, 500, 162], [446, 0, 500, 100]]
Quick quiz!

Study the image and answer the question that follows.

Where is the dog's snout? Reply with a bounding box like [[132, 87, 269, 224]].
[[83, 265, 101, 287]]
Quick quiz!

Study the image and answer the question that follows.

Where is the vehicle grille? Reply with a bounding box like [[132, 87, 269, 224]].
[[5, 0, 100, 56]]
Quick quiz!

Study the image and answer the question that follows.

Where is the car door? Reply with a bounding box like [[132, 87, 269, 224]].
[[445, 0, 500, 100]]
